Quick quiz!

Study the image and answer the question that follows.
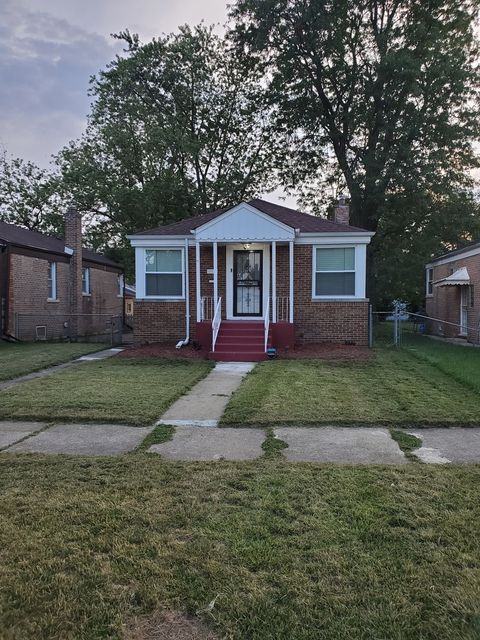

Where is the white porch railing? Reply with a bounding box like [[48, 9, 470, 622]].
[[264, 296, 270, 352], [276, 296, 290, 322], [212, 297, 222, 352], [200, 296, 214, 321]]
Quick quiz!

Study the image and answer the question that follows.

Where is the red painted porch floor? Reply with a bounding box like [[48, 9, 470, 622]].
[[118, 342, 370, 362]]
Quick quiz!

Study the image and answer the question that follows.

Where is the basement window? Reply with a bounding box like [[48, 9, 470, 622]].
[[47, 262, 57, 300], [145, 249, 184, 298], [313, 247, 355, 297]]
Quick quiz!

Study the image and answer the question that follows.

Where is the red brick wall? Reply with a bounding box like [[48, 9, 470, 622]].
[[426, 254, 480, 342], [134, 246, 228, 345], [134, 243, 369, 346], [292, 245, 368, 345], [8, 251, 123, 340]]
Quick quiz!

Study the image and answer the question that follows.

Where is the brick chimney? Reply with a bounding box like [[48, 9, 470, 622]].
[[65, 206, 82, 329], [333, 195, 350, 225]]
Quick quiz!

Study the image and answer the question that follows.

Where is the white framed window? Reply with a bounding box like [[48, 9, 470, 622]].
[[313, 247, 356, 297], [145, 249, 184, 298], [117, 273, 124, 296], [426, 267, 434, 296], [47, 262, 57, 300], [82, 267, 91, 295]]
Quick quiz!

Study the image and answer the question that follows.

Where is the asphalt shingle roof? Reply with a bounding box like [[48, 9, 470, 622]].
[[131, 198, 369, 236], [0, 220, 121, 268]]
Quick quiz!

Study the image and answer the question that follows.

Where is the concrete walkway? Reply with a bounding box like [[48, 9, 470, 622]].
[[2, 422, 152, 455], [274, 427, 408, 465], [150, 426, 265, 461], [407, 428, 480, 464], [0, 347, 123, 391], [157, 362, 255, 428]]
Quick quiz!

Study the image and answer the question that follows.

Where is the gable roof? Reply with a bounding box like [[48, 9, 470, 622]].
[[0, 220, 121, 268], [131, 198, 369, 236], [428, 240, 480, 265]]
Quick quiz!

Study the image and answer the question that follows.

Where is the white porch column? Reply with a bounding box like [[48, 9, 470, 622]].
[[289, 240, 294, 323], [195, 241, 201, 322], [271, 241, 277, 322], [213, 241, 218, 309]]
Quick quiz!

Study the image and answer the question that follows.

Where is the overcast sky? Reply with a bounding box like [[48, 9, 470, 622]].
[[0, 0, 297, 207], [0, 0, 228, 168]]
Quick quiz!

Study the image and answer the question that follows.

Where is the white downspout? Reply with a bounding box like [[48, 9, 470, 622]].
[[176, 238, 190, 348]]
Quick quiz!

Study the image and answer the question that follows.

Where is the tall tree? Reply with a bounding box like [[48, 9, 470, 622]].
[[231, 0, 480, 303], [0, 152, 64, 234], [57, 25, 280, 244]]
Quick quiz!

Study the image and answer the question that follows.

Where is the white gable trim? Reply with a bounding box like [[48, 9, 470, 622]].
[[193, 202, 295, 242]]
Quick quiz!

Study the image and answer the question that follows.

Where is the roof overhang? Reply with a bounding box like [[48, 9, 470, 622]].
[[434, 267, 470, 287], [193, 202, 296, 242]]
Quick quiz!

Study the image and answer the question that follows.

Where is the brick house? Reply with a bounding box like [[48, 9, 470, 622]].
[[425, 242, 480, 343], [128, 199, 374, 360], [0, 207, 124, 341]]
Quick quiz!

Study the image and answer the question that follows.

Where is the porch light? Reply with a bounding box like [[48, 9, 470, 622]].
[[243, 243, 251, 250]]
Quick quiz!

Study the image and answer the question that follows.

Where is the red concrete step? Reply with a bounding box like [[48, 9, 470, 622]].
[[209, 350, 267, 361], [217, 336, 265, 345]]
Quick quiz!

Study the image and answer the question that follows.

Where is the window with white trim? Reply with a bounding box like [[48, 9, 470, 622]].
[[47, 262, 57, 300], [82, 267, 91, 295], [145, 249, 183, 298], [426, 267, 434, 296], [314, 247, 355, 297]]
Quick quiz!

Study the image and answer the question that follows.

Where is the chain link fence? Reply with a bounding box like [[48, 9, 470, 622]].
[[371, 305, 480, 348], [14, 313, 123, 345]]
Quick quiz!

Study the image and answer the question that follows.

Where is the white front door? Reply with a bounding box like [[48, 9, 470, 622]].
[[460, 287, 469, 336]]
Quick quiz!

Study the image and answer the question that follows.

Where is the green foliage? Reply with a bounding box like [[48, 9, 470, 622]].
[[231, 0, 480, 304], [56, 25, 281, 266], [0, 152, 65, 234]]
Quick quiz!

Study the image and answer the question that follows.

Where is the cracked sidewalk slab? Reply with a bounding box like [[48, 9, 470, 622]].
[[4, 423, 153, 456], [158, 362, 255, 427], [149, 426, 265, 461], [0, 421, 47, 449], [274, 427, 407, 464], [407, 428, 480, 464]]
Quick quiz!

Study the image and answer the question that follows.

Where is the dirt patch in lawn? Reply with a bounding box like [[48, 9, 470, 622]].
[[277, 343, 371, 361], [118, 343, 208, 359], [125, 611, 219, 640]]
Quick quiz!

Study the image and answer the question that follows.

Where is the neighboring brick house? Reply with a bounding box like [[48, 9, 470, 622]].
[[425, 242, 480, 344], [0, 207, 124, 341], [128, 199, 374, 360]]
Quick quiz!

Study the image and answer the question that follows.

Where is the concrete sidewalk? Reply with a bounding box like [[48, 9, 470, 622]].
[[157, 362, 255, 427], [274, 427, 408, 465], [407, 427, 480, 464]]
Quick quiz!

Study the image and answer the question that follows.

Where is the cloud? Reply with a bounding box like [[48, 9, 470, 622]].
[[0, 1, 121, 167]]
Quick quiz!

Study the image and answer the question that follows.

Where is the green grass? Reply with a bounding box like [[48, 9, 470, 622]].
[[0, 341, 107, 381], [402, 331, 480, 393], [390, 429, 422, 460], [0, 358, 213, 425], [222, 348, 480, 426], [0, 456, 479, 640]]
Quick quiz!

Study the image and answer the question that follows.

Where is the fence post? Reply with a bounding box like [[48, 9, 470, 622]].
[[393, 303, 399, 347], [368, 304, 373, 348]]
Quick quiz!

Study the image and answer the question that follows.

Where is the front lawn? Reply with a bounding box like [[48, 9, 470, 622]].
[[222, 347, 480, 426], [0, 341, 106, 381], [0, 456, 478, 640], [403, 331, 480, 393], [0, 358, 213, 425]]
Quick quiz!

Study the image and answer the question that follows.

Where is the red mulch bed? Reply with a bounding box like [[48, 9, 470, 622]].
[[118, 342, 370, 362], [277, 343, 371, 361], [118, 343, 209, 359]]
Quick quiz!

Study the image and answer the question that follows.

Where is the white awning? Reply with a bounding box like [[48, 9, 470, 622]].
[[434, 267, 470, 287]]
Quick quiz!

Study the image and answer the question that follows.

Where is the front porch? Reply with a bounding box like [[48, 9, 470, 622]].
[[193, 239, 295, 360]]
